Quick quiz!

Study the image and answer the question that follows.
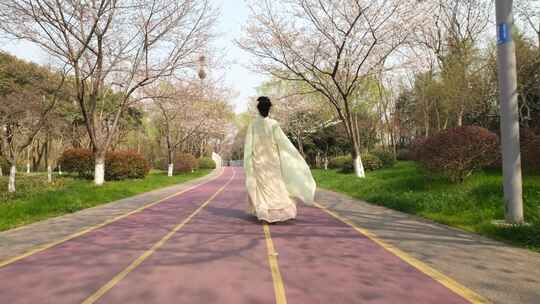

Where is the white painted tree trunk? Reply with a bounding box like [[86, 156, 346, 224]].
[[58, 165, 63, 175], [354, 155, 366, 178], [94, 157, 105, 186], [8, 165, 16, 193], [168, 163, 174, 177], [47, 165, 52, 183], [324, 157, 328, 170], [26, 163, 30, 174], [0, 166, 3, 177]]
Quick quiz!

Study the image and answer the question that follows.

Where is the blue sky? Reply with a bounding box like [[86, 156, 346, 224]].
[[0, 0, 265, 113], [214, 0, 267, 112]]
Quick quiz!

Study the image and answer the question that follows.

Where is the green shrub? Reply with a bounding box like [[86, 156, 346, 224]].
[[0, 157, 9, 174], [154, 158, 168, 171], [198, 157, 216, 169], [361, 153, 383, 171], [418, 126, 499, 182], [329, 155, 352, 169], [105, 150, 150, 180], [396, 149, 410, 161], [373, 150, 396, 168], [340, 153, 383, 173], [59, 148, 94, 178], [174, 153, 199, 174]]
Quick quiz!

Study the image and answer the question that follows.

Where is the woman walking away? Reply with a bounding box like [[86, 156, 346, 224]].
[[244, 96, 316, 223]]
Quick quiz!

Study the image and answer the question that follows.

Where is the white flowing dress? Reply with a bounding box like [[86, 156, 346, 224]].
[[244, 115, 316, 222]]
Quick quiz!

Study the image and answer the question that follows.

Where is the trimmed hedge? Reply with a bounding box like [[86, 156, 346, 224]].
[[198, 157, 216, 169], [59, 149, 150, 180], [417, 126, 499, 182], [174, 153, 199, 174]]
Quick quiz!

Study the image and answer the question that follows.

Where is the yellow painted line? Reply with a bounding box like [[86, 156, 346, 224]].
[[0, 168, 225, 269], [82, 168, 236, 304], [314, 202, 490, 304], [263, 223, 287, 304]]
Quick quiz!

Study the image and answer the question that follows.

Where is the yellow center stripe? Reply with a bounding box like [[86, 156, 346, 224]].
[[263, 223, 287, 304], [81, 169, 236, 304], [314, 202, 490, 304], [0, 168, 225, 269]]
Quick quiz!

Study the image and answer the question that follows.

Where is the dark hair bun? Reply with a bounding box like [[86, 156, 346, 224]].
[[256, 96, 272, 117]]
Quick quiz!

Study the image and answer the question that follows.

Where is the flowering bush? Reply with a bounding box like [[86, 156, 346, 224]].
[[59, 148, 94, 178], [522, 129, 540, 171], [407, 137, 428, 161], [59, 148, 150, 180], [417, 126, 499, 182], [105, 150, 150, 180], [487, 128, 540, 171]]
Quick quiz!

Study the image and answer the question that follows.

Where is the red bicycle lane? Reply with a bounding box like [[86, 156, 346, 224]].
[[0, 168, 233, 304], [94, 170, 275, 304], [268, 204, 472, 304]]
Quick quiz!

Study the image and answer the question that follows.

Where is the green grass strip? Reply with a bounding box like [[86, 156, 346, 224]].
[[313, 162, 540, 252], [0, 170, 211, 231]]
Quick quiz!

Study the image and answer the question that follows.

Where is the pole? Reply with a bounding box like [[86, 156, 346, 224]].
[[495, 0, 524, 224]]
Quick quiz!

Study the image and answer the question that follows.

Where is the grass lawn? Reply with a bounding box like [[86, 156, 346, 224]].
[[313, 162, 540, 252], [0, 169, 211, 231]]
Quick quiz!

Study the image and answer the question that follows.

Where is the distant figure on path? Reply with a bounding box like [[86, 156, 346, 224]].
[[244, 96, 316, 223]]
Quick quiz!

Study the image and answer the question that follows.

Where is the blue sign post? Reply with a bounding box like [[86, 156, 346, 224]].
[[497, 23, 509, 45]]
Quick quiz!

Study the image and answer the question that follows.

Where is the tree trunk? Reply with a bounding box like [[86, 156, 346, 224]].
[[0, 166, 3, 177], [94, 153, 105, 186], [26, 147, 31, 173], [167, 147, 174, 177], [351, 143, 365, 178], [537, 26, 539, 48], [424, 109, 430, 138], [58, 165, 63, 175], [390, 129, 397, 161], [457, 105, 464, 127], [35, 141, 47, 170], [8, 165, 16, 193], [45, 134, 50, 176], [296, 131, 304, 157]]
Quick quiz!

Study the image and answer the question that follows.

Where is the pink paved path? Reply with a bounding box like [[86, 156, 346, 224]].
[[0, 167, 471, 303]]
